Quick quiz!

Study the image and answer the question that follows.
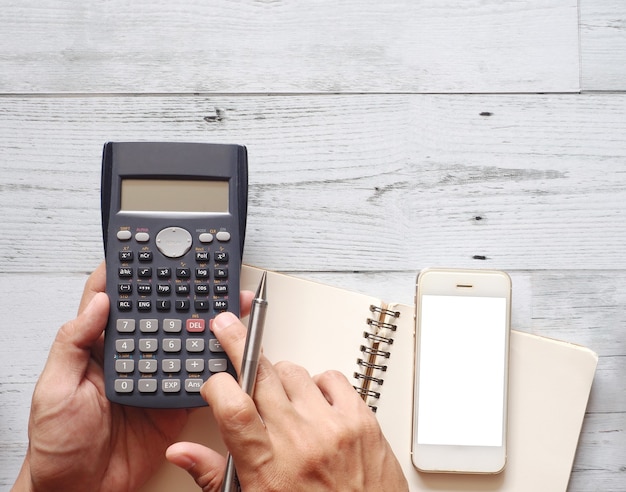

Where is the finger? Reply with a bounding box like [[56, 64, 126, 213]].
[[239, 290, 255, 318], [313, 370, 382, 444], [210, 312, 289, 413], [313, 370, 371, 413], [210, 312, 248, 375], [201, 373, 272, 467], [43, 292, 110, 385], [166, 442, 226, 492], [77, 261, 106, 315], [274, 361, 329, 409]]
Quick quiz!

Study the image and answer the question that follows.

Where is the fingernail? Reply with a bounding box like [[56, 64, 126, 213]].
[[172, 453, 196, 471], [211, 311, 239, 332], [82, 292, 101, 315]]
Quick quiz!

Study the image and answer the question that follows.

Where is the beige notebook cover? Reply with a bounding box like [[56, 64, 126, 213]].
[[140, 266, 597, 492]]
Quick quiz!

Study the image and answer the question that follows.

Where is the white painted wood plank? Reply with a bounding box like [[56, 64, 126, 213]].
[[569, 412, 626, 491], [0, 0, 579, 94], [411, 0, 580, 93], [1, 94, 625, 273], [580, 0, 626, 91]]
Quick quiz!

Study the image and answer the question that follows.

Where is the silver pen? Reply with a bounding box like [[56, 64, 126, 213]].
[[222, 271, 268, 492]]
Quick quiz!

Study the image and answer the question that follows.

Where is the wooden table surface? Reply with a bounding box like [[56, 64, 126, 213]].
[[1, 1, 624, 490]]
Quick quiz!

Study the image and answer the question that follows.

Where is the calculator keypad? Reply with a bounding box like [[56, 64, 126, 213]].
[[109, 226, 235, 405]]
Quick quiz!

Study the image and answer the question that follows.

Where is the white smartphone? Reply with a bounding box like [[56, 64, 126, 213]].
[[411, 268, 511, 474]]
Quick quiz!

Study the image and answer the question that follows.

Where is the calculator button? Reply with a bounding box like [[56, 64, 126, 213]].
[[115, 338, 135, 352], [138, 251, 153, 262], [117, 230, 132, 241], [156, 300, 171, 311], [138, 379, 157, 393], [114, 379, 134, 393], [186, 359, 205, 373], [163, 359, 181, 373], [117, 300, 132, 311], [214, 251, 229, 263], [209, 359, 228, 372], [119, 267, 133, 278], [216, 231, 231, 242], [176, 268, 191, 279], [138, 267, 152, 278], [214, 300, 228, 311], [196, 252, 209, 261], [176, 284, 190, 295], [186, 338, 205, 352], [185, 379, 203, 392], [214, 284, 228, 295], [116, 319, 135, 332], [215, 268, 228, 279], [195, 284, 209, 295], [157, 267, 172, 279], [137, 300, 152, 311], [208, 339, 224, 353], [139, 339, 158, 352], [196, 268, 209, 278], [135, 232, 150, 242], [199, 233, 214, 244], [157, 284, 171, 295], [156, 227, 193, 258], [137, 284, 152, 295], [140, 319, 158, 333], [176, 300, 190, 311], [115, 359, 135, 373], [194, 300, 210, 311], [138, 359, 158, 373], [118, 283, 132, 294], [163, 319, 182, 333], [119, 251, 133, 262], [186, 319, 205, 333], [163, 338, 181, 352], [163, 379, 181, 393]]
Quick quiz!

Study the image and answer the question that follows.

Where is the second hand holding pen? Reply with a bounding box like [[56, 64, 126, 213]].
[[221, 271, 268, 492]]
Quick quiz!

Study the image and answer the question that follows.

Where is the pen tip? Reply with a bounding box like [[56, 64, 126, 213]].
[[256, 271, 267, 299]]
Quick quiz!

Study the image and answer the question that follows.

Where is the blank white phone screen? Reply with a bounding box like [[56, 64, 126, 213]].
[[417, 295, 507, 447]]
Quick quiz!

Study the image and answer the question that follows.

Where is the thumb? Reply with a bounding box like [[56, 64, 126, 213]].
[[166, 442, 227, 492], [42, 292, 109, 385]]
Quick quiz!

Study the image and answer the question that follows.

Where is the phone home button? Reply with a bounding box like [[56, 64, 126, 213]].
[[156, 227, 193, 258]]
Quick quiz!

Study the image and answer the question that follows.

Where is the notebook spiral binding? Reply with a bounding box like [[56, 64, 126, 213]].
[[354, 304, 400, 412]]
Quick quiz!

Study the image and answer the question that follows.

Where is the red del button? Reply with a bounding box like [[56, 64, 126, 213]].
[[186, 319, 205, 333]]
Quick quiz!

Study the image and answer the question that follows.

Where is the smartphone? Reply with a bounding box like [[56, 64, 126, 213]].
[[411, 268, 511, 474]]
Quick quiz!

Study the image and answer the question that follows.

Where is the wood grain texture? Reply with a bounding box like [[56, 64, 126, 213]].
[[580, 0, 626, 91], [1, 94, 625, 274], [0, 0, 624, 490], [409, 0, 580, 93], [0, 0, 580, 94]]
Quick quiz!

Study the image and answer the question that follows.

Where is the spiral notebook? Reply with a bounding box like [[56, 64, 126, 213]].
[[139, 266, 597, 492]]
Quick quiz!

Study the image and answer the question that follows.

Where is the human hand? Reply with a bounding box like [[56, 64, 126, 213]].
[[12, 262, 254, 492], [166, 311, 408, 492]]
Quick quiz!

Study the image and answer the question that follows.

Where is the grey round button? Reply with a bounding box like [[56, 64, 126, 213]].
[[135, 232, 150, 242], [156, 227, 193, 258], [199, 233, 214, 243], [216, 231, 231, 242], [117, 230, 132, 241]]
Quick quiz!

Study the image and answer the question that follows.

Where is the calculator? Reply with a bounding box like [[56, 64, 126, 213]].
[[101, 142, 248, 408]]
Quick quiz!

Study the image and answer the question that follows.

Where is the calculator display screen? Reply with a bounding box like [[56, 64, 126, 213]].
[[120, 179, 229, 213]]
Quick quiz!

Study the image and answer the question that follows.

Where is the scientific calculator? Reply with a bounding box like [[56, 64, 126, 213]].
[[101, 142, 247, 408]]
